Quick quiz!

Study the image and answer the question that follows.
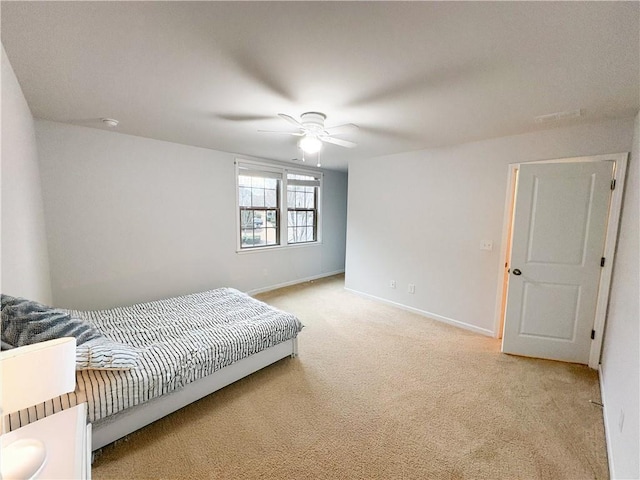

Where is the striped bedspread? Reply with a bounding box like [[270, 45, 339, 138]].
[[6, 288, 303, 429]]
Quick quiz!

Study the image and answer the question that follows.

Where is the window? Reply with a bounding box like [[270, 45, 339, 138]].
[[238, 166, 281, 249], [287, 173, 319, 244], [236, 161, 322, 250]]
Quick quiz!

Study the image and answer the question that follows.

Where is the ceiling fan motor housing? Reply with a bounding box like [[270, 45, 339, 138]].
[[300, 112, 326, 133]]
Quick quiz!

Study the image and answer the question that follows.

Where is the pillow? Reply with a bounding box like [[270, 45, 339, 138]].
[[75, 337, 139, 370], [1, 294, 139, 370], [1, 294, 102, 348]]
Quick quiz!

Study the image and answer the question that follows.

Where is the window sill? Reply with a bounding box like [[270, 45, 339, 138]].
[[236, 241, 323, 255]]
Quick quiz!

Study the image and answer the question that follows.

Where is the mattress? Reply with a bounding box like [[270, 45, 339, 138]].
[[6, 288, 303, 429]]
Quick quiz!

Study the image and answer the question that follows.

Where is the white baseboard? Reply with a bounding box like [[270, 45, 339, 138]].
[[598, 365, 616, 480], [344, 287, 494, 337], [246, 270, 345, 296]]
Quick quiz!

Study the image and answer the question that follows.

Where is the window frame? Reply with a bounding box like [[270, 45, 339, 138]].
[[286, 172, 321, 245], [235, 159, 323, 253]]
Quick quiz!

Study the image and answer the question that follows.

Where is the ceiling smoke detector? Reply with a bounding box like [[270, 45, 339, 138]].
[[101, 118, 119, 127]]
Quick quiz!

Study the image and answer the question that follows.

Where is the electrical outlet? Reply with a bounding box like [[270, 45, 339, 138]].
[[390, 280, 396, 289], [618, 409, 625, 432], [408, 284, 415, 294], [480, 240, 493, 251]]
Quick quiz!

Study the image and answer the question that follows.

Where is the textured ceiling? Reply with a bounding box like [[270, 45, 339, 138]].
[[2, 1, 639, 171]]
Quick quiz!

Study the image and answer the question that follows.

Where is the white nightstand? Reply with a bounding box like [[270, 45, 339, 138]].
[[1, 403, 91, 479]]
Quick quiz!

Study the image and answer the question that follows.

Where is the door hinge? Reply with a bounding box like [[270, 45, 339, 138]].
[[601, 257, 606, 267], [611, 179, 616, 190], [591, 329, 596, 340]]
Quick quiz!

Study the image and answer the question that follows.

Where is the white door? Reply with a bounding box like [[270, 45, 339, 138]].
[[502, 160, 614, 364]]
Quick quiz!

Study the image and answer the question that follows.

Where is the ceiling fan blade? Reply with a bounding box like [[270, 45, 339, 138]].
[[258, 130, 304, 136], [278, 113, 304, 128], [216, 114, 274, 122], [227, 49, 294, 102], [323, 123, 359, 136], [319, 136, 357, 148]]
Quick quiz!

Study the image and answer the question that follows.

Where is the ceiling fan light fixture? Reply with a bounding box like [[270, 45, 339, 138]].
[[299, 135, 322, 154]]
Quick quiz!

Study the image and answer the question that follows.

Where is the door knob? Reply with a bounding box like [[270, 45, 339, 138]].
[[512, 268, 522, 276]]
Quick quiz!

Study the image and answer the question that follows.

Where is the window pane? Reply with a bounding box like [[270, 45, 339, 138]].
[[266, 210, 277, 226], [253, 211, 264, 229], [289, 227, 306, 243], [265, 227, 277, 245], [252, 188, 265, 207], [287, 190, 295, 207], [265, 178, 277, 189], [296, 211, 307, 226], [239, 175, 252, 187], [293, 227, 302, 243], [295, 192, 305, 208], [288, 211, 296, 226], [265, 188, 277, 208], [254, 233, 266, 246], [241, 211, 253, 228], [287, 228, 295, 243], [241, 229, 255, 247], [251, 177, 265, 188], [239, 187, 251, 207], [305, 227, 314, 242], [305, 192, 315, 208], [307, 212, 315, 226]]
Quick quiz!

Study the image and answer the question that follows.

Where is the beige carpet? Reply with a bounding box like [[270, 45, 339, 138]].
[[92, 274, 608, 479]]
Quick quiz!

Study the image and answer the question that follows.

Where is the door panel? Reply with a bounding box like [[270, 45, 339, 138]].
[[526, 174, 597, 265], [502, 161, 613, 364], [520, 282, 580, 339]]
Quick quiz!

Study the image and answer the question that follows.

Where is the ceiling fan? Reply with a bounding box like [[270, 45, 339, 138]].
[[260, 112, 358, 154]]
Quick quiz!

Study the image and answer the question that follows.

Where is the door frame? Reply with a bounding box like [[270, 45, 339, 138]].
[[493, 153, 629, 368]]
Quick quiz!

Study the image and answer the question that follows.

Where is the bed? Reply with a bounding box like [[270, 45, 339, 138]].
[[1, 288, 303, 450]]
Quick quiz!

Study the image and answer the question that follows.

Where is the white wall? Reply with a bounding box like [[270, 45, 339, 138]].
[[1, 47, 52, 302], [35, 120, 347, 310], [600, 113, 639, 480], [346, 118, 635, 334]]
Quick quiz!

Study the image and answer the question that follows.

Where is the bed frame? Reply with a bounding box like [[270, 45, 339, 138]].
[[91, 337, 298, 451]]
